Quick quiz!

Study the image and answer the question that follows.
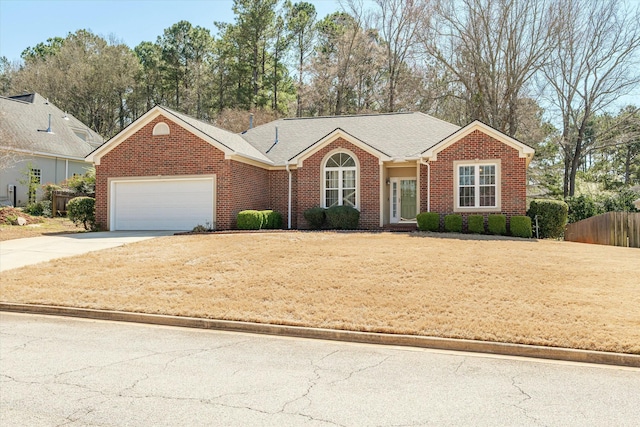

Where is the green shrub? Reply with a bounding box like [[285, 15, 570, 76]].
[[63, 167, 96, 196], [261, 210, 283, 229], [303, 207, 326, 229], [444, 214, 463, 232], [602, 188, 640, 213], [487, 214, 506, 235], [416, 212, 440, 231], [510, 216, 532, 238], [236, 210, 264, 230], [527, 199, 568, 239], [467, 215, 484, 234], [24, 200, 51, 217], [42, 183, 62, 202], [67, 197, 95, 230], [567, 194, 603, 223], [325, 205, 360, 229]]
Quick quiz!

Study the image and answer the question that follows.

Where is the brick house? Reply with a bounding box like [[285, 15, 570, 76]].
[[87, 106, 534, 231]]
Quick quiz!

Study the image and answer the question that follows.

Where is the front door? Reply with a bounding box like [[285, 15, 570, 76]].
[[390, 178, 417, 223]]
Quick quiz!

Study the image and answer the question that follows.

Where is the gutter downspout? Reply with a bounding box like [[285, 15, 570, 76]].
[[286, 163, 292, 229], [420, 159, 431, 212]]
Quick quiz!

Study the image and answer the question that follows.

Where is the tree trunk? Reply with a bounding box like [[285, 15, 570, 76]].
[[624, 145, 632, 185], [297, 45, 303, 117]]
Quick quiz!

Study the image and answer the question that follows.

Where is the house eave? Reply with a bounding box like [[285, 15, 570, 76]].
[[291, 128, 392, 167], [1, 146, 90, 162], [421, 120, 535, 166]]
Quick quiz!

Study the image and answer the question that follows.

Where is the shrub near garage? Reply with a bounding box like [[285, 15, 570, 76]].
[[416, 212, 440, 231], [262, 210, 283, 229], [67, 197, 96, 230], [237, 210, 264, 230]]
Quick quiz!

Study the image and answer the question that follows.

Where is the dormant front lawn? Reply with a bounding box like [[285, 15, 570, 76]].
[[1, 232, 638, 354]]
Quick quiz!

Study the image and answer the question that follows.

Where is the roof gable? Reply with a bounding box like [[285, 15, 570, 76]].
[[87, 106, 273, 165], [290, 128, 392, 166], [422, 120, 535, 164]]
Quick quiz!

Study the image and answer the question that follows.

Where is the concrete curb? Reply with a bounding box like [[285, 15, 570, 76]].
[[1, 302, 638, 368]]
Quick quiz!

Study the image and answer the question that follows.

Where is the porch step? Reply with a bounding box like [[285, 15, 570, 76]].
[[383, 223, 418, 232]]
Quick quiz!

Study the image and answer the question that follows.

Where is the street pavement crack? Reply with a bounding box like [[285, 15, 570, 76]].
[[328, 354, 392, 385]]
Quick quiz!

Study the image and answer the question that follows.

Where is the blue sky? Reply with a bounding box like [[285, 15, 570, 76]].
[[0, 0, 343, 62]]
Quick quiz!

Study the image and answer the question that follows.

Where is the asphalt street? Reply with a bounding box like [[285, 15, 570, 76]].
[[1, 312, 638, 426]]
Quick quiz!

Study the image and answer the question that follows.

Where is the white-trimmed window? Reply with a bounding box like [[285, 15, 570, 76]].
[[454, 161, 500, 211], [323, 152, 357, 208]]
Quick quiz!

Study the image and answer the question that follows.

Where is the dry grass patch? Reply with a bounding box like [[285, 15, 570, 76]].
[[1, 232, 638, 354], [0, 208, 84, 242]]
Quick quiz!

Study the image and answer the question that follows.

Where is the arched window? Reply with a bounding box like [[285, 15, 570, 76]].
[[152, 122, 170, 136], [323, 152, 357, 208]]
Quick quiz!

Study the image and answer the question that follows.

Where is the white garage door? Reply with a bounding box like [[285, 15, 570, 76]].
[[111, 177, 215, 231]]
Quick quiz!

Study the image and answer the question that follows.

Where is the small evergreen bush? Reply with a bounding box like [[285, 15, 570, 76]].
[[24, 200, 51, 217], [467, 215, 484, 234], [237, 210, 264, 229], [67, 197, 95, 230], [510, 216, 532, 238], [326, 205, 360, 229], [416, 212, 440, 231], [261, 210, 283, 229], [303, 207, 326, 229], [527, 199, 568, 239], [487, 214, 506, 235], [444, 214, 463, 232]]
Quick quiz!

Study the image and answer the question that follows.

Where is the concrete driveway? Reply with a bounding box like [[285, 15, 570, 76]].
[[0, 231, 174, 272], [1, 312, 639, 426]]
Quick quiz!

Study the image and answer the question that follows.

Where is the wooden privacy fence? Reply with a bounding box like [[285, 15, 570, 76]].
[[564, 212, 640, 248], [51, 191, 76, 216]]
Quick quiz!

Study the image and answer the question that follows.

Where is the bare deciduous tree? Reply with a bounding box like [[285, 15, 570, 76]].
[[542, 0, 640, 197], [423, 0, 555, 135]]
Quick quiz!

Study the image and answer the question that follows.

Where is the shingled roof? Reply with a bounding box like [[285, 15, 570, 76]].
[[0, 93, 103, 159], [240, 112, 461, 165]]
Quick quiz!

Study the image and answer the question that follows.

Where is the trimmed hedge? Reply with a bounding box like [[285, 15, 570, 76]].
[[488, 214, 506, 235], [527, 199, 568, 239], [444, 214, 463, 232], [416, 212, 440, 231], [237, 210, 283, 230], [303, 207, 326, 229], [237, 210, 264, 229], [262, 210, 283, 229], [467, 215, 484, 234], [510, 215, 532, 238], [67, 196, 95, 230], [326, 205, 360, 229]]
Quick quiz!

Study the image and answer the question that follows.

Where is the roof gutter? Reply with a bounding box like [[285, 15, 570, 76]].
[[1, 146, 89, 162]]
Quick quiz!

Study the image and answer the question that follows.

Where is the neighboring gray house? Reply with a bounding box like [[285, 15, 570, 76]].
[[0, 93, 103, 206]]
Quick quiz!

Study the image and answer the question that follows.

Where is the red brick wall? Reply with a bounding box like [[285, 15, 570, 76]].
[[269, 169, 297, 229], [228, 160, 270, 228], [96, 114, 280, 230], [420, 129, 527, 229], [296, 138, 380, 229]]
